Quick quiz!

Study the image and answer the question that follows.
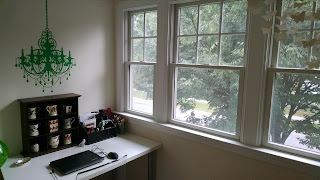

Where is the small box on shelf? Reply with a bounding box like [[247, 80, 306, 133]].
[[79, 109, 118, 145]]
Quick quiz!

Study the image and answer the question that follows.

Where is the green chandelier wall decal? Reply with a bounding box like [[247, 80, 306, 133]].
[[15, 0, 76, 93]]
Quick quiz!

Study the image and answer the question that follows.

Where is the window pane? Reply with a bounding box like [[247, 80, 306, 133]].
[[130, 65, 154, 114], [132, 39, 144, 61], [269, 72, 320, 154], [199, 3, 220, 34], [220, 34, 245, 66], [315, 3, 320, 29], [315, 20, 320, 29], [278, 32, 310, 68], [145, 11, 157, 37], [175, 67, 239, 134], [178, 36, 197, 64], [145, 38, 157, 62], [179, 6, 198, 35], [132, 13, 144, 37], [198, 36, 219, 65], [222, 0, 247, 33], [311, 32, 320, 63], [283, 0, 312, 30]]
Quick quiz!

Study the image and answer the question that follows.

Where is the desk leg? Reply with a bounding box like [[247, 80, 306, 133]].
[[148, 153, 152, 180]]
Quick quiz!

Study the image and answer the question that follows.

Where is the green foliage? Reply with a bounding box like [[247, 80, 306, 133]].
[[178, 37, 197, 63], [198, 36, 219, 65], [132, 65, 154, 99], [177, 68, 239, 133], [278, 32, 309, 68], [270, 73, 320, 149], [145, 11, 157, 36], [132, 13, 144, 37], [199, 3, 220, 34]]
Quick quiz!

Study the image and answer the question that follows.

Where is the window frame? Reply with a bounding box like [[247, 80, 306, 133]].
[[117, 0, 320, 162], [168, 1, 248, 139], [262, 0, 320, 160], [125, 8, 158, 118]]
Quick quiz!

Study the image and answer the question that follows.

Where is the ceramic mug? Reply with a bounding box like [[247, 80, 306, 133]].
[[49, 119, 59, 133], [28, 107, 41, 119], [64, 132, 72, 145], [49, 135, 60, 148], [29, 123, 40, 136], [64, 117, 75, 129], [46, 105, 58, 116], [65, 106, 72, 114], [30, 143, 39, 153]]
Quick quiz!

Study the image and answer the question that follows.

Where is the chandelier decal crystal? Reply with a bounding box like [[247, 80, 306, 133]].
[[15, 0, 76, 92]]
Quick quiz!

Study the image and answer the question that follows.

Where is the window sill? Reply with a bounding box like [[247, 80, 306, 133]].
[[116, 112, 320, 177]]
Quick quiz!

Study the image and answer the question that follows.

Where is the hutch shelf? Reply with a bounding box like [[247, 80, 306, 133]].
[[18, 93, 81, 158]]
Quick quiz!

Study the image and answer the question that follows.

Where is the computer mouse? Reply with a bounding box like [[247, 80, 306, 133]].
[[107, 152, 118, 159]]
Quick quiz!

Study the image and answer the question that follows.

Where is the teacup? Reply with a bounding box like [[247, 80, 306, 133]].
[[49, 135, 60, 148], [64, 132, 72, 145], [30, 143, 39, 153], [49, 119, 59, 133], [64, 105, 72, 114], [28, 107, 41, 119], [29, 123, 40, 136], [64, 117, 75, 129], [46, 105, 58, 116]]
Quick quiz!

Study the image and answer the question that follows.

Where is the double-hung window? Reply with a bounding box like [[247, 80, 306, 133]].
[[264, 0, 320, 159], [120, 0, 320, 160], [127, 10, 157, 116], [171, 0, 247, 138]]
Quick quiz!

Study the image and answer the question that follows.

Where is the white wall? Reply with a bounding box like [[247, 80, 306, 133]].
[[0, 0, 115, 155], [128, 123, 318, 180]]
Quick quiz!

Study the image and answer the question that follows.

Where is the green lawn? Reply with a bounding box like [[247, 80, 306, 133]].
[[133, 90, 148, 99], [284, 106, 314, 118], [194, 101, 213, 113], [133, 90, 214, 113]]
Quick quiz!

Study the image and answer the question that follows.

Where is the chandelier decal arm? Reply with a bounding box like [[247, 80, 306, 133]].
[[15, 0, 76, 92]]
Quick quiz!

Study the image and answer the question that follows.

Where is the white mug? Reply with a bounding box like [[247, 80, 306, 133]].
[[29, 123, 39, 136], [46, 105, 58, 116], [49, 135, 60, 148], [49, 119, 59, 133], [64, 117, 75, 129], [30, 143, 39, 153], [28, 107, 41, 119], [64, 132, 72, 145], [66, 106, 72, 114]]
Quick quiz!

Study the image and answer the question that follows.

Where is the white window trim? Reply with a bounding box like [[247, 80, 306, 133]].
[[115, 0, 320, 172], [126, 9, 157, 117]]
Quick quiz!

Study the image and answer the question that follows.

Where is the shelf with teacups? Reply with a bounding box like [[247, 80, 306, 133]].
[[19, 93, 81, 158]]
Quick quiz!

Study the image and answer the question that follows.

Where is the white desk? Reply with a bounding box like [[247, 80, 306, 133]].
[[2, 134, 161, 180]]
